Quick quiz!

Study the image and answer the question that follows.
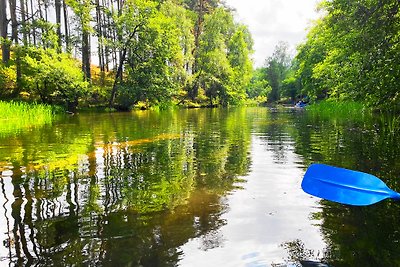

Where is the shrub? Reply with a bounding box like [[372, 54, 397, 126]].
[[19, 46, 89, 111]]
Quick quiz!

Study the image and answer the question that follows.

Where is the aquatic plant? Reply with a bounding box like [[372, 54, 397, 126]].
[[0, 101, 60, 136], [305, 100, 370, 119]]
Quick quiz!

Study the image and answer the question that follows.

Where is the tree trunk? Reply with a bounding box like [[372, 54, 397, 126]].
[[109, 48, 127, 108], [95, 0, 104, 72], [82, 30, 91, 81], [20, 0, 28, 45], [103, 0, 110, 71], [0, 0, 10, 63], [55, 0, 62, 51], [63, 0, 70, 52], [8, 0, 18, 43], [37, 0, 45, 47], [30, 0, 36, 46], [108, 25, 141, 108], [189, 0, 205, 99]]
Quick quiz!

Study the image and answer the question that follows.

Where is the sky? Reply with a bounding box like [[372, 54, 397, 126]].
[[224, 0, 321, 67]]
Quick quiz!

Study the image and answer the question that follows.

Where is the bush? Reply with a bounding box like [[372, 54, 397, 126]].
[[18, 46, 89, 111], [0, 64, 17, 98]]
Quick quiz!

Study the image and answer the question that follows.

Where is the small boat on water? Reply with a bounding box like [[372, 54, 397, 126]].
[[295, 101, 307, 108]]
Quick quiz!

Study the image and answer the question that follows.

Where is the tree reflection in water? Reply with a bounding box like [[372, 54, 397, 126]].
[[0, 108, 251, 266], [1, 108, 399, 266]]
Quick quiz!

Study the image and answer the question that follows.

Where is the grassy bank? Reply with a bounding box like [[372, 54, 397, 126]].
[[0, 101, 61, 136]]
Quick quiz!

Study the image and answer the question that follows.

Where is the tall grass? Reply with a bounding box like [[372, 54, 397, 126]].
[[379, 113, 400, 136], [306, 100, 370, 119], [0, 101, 60, 136]]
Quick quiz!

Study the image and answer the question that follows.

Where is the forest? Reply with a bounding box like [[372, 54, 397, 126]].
[[0, 0, 254, 111], [0, 0, 399, 112], [283, 0, 400, 111]]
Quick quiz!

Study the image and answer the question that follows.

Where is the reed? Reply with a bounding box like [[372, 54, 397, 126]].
[[0, 101, 59, 136], [306, 100, 369, 119], [379, 113, 400, 136]]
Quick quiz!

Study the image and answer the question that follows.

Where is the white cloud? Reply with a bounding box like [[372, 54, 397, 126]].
[[225, 0, 321, 67]]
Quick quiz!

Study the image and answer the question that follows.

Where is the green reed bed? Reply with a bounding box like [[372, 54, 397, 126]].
[[306, 100, 370, 119], [0, 101, 59, 136], [379, 113, 400, 136]]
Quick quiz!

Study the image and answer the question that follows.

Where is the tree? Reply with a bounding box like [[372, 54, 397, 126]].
[[247, 67, 271, 100], [296, 0, 400, 110], [295, 19, 329, 101], [264, 41, 291, 102], [108, 0, 157, 108], [109, 0, 185, 110], [227, 25, 253, 104], [55, 0, 63, 51], [20, 47, 89, 111], [9, 0, 18, 43], [196, 7, 234, 105], [0, 0, 256, 109], [0, 0, 10, 63], [160, 0, 195, 84], [67, 0, 93, 81]]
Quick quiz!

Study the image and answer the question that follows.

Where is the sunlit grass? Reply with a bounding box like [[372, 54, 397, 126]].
[[306, 100, 370, 119], [0, 101, 61, 136]]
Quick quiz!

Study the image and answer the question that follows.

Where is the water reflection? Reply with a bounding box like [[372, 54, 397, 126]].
[[291, 111, 400, 267], [0, 108, 399, 266], [0, 108, 252, 265]]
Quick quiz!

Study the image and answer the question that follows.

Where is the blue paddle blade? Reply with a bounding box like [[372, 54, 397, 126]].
[[301, 164, 400, 206]]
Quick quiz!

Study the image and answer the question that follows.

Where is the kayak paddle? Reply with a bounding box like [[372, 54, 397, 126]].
[[301, 163, 400, 206]]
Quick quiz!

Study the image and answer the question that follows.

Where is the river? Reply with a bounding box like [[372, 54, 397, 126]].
[[0, 107, 399, 266]]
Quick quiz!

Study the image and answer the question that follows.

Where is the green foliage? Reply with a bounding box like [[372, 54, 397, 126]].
[[281, 72, 301, 103], [33, 19, 61, 50], [1, 0, 255, 109], [0, 64, 17, 98], [246, 67, 271, 100], [246, 42, 292, 104], [295, 0, 400, 111], [0, 100, 57, 136], [194, 7, 253, 106], [160, 0, 195, 82], [306, 100, 370, 120], [115, 3, 252, 107], [66, 0, 93, 33], [19, 46, 89, 109], [265, 42, 291, 102], [227, 25, 253, 104], [110, 0, 186, 109]]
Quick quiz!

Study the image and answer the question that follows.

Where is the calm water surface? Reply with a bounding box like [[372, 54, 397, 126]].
[[0, 107, 399, 266]]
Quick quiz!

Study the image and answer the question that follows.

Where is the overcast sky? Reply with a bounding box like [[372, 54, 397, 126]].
[[224, 0, 321, 67]]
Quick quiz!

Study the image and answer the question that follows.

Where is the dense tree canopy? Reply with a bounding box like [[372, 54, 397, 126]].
[[1, 0, 398, 111], [248, 0, 399, 110], [295, 0, 400, 110], [0, 0, 254, 110]]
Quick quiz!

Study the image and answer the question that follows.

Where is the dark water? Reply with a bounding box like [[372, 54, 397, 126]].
[[0, 108, 399, 266]]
